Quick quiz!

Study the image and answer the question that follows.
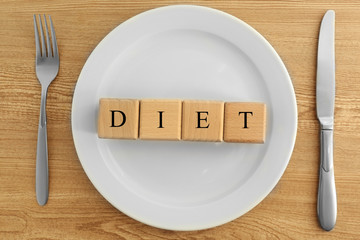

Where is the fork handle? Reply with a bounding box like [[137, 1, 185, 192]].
[[36, 86, 49, 206]]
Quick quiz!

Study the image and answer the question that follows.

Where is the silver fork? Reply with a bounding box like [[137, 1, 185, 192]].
[[33, 15, 59, 206]]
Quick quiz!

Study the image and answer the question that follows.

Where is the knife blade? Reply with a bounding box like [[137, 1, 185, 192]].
[[316, 10, 337, 231]]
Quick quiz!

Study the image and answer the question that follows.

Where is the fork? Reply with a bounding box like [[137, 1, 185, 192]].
[[33, 15, 59, 206]]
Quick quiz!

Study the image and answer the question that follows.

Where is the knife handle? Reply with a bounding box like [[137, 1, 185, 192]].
[[317, 129, 337, 231]]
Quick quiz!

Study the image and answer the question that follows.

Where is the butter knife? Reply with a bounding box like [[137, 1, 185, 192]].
[[316, 10, 337, 231]]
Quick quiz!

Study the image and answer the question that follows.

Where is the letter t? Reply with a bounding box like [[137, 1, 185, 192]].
[[238, 111, 253, 128]]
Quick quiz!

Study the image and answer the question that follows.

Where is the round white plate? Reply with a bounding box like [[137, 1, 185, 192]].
[[72, 5, 297, 230]]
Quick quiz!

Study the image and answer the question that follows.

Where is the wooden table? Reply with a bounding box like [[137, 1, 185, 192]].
[[1, 0, 359, 239]]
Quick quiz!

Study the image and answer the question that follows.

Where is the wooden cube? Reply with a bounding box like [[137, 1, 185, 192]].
[[139, 99, 182, 140], [98, 98, 139, 139], [182, 100, 224, 142], [224, 102, 266, 143]]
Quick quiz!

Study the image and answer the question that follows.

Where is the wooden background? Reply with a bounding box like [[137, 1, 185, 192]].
[[1, 0, 360, 239]]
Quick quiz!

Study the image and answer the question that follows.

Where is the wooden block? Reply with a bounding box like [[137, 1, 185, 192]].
[[182, 100, 224, 142], [98, 98, 139, 139], [223, 102, 266, 143], [139, 99, 182, 140]]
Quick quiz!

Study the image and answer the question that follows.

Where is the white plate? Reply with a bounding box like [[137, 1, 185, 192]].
[[72, 5, 297, 230]]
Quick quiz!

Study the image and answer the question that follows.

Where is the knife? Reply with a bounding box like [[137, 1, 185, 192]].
[[316, 10, 337, 231]]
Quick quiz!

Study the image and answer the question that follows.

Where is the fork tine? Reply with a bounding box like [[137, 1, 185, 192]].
[[43, 15, 52, 57], [38, 15, 46, 57], [33, 15, 41, 58], [49, 16, 58, 58]]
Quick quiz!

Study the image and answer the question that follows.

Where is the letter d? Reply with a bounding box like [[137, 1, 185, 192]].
[[110, 110, 126, 127]]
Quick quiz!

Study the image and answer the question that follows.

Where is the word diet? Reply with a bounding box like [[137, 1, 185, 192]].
[[98, 98, 266, 143]]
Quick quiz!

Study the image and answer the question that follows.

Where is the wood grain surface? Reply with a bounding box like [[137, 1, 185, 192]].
[[1, 0, 360, 239]]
